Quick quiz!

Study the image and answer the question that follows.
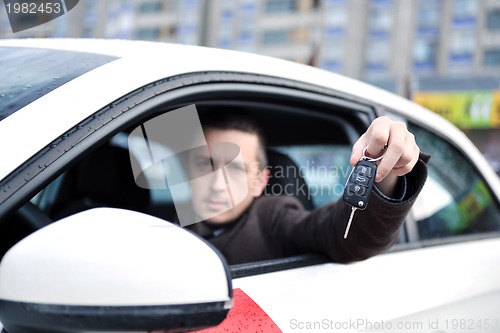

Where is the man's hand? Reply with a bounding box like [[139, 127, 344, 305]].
[[350, 116, 420, 197]]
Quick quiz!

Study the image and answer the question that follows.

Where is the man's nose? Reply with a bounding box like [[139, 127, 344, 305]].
[[210, 170, 227, 192]]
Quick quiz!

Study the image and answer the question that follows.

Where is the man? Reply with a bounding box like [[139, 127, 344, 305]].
[[184, 110, 428, 265]]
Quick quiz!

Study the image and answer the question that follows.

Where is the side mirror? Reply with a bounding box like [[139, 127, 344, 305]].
[[0, 208, 232, 333]]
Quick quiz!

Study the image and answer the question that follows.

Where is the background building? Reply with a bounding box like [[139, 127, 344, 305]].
[[3, 0, 500, 83], [1, 0, 499, 171]]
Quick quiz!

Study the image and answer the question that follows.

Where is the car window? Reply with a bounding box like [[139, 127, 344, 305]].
[[0, 47, 117, 121], [408, 122, 500, 240], [273, 145, 352, 208]]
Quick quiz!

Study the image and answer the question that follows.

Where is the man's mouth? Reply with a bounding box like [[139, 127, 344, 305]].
[[205, 199, 229, 211]]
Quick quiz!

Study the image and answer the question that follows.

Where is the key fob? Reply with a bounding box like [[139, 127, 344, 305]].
[[343, 159, 377, 210]]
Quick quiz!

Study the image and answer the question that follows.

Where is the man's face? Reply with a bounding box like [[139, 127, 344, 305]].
[[188, 129, 267, 224]]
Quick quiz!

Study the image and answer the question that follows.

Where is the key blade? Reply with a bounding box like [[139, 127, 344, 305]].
[[344, 207, 356, 239]]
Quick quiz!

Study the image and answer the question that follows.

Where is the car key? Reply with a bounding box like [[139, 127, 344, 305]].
[[343, 147, 383, 239]]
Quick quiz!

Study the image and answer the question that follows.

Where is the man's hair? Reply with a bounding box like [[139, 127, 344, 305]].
[[199, 106, 268, 169]]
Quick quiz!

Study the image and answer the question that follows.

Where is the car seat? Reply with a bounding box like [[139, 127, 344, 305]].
[[265, 149, 314, 210], [52, 144, 150, 220]]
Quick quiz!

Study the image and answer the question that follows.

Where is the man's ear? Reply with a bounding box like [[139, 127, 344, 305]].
[[251, 168, 270, 197]]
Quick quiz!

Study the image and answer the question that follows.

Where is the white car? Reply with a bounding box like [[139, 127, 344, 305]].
[[0, 39, 499, 333]]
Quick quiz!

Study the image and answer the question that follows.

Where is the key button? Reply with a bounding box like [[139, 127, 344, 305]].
[[355, 165, 372, 177], [353, 174, 369, 184], [348, 183, 366, 196]]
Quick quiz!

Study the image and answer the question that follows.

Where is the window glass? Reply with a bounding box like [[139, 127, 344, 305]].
[[452, 0, 478, 18], [408, 122, 500, 240], [364, 39, 389, 75], [484, 49, 500, 66], [240, 18, 255, 33], [138, 1, 163, 13], [417, 1, 442, 28], [0, 48, 116, 121], [449, 29, 475, 55], [487, 10, 500, 30], [366, 39, 390, 64], [262, 30, 289, 45], [448, 29, 474, 71], [265, 0, 295, 13], [368, 6, 393, 32], [326, 9, 348, 27], [135, 27, 161, 40], [413, 38, 437, 72], [274, 145, 352, 207]]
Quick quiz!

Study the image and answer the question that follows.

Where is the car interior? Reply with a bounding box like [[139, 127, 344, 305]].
[[45, 102, 362, 220]]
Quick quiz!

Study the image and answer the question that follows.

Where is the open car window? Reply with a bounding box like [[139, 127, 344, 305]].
[[23, 101, 365, 267]]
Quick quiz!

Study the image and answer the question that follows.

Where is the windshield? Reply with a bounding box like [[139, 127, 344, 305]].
[[0, 47, 117, 121]]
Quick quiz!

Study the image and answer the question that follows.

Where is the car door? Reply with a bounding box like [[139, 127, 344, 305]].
[[3, 67, 499, 332], [1, 72, 381, 331]]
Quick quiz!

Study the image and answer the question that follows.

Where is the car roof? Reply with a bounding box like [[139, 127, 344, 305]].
[[0, 39, 498, 199]]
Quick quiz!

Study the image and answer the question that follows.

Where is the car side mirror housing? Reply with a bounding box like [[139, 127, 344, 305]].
[[0, 208, 232, 333]]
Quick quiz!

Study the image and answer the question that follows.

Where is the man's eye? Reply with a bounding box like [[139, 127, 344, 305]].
[[228, 163, 245, 172], [196, 158, 212, 169], [236, 164, 245, 171]]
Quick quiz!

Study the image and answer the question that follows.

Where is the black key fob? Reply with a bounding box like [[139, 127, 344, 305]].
[[343, 159, 377, 210]]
